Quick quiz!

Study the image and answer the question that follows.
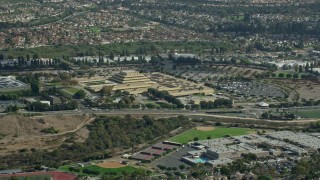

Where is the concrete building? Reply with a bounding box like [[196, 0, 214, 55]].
[[110, 70, 153, 84], [85, 70, 214, 96]]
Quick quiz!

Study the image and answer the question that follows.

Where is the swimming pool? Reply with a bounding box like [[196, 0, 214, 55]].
[[192, 156, 209, 163]]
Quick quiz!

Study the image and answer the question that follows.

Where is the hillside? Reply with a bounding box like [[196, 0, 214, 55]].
[[0, 114, 91, 155]]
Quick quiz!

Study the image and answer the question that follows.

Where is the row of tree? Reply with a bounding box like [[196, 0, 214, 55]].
[[25, 100, 77, 112], [199, 99, 233, 109], [147, 88, 184, 108]]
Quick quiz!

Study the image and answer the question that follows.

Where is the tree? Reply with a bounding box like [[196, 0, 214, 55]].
[[73, 90, 86, 99], [89, 71, 96, 79], [299, 65, 303, 72], [8, 176, 19, 180], [286, 74, 292, 78], [31, 81, 40, 94], [58, 62, 71, 70], [231, 57, 237, 64], [179, 165, 185, 170], [305, 63, 310, 72], [278, 73, 285, 78]]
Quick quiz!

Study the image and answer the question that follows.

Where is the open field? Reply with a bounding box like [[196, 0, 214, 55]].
[[62, 87, 79, 95], [0, 174, 52, 180], [291, 109, 320, 119], [0, 172, 75, 180], [59, 164, 139, 176], [169, 127, 255, 144]]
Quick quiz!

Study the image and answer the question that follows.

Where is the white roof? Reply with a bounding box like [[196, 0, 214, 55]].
[[256, 102, 269, 107]]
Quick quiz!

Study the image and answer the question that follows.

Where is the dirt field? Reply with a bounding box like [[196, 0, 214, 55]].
[[196, 126, 215, 131], [97, 161, 127, 168], [0, 114, 92, 155]]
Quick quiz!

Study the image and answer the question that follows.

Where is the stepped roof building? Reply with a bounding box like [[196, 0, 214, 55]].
[[110, 70, 153, 84], [83, 70, 214, 96]]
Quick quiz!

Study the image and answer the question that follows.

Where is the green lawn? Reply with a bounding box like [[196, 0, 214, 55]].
[[169, 127, 255, 144], [88, 26, 101, 34], [291, 109, 320, 119], [85, 165, 139, 174], [0, 174, 51, 180], [62, 87, 79, 95], [58, 164, 140, 177]]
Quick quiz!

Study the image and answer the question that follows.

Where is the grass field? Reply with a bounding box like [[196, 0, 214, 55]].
[[169, 127, 255, 144], [0, 174, 51, 180], [85, 165, 138, 175], [62, 87, 79, 95], [58, 164, 140, 177], [291, 109, 320, 119]]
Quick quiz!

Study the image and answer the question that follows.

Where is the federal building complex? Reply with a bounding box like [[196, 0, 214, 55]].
[[80, 70, 214, 97]]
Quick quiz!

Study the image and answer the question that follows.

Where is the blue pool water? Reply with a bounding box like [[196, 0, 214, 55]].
[[193, 157, 209, 163]]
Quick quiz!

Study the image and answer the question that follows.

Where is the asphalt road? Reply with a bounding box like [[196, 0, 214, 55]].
[[16, 109, 320, 124]]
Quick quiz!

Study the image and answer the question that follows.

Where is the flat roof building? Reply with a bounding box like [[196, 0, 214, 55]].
[[0, 76, 29, 92]]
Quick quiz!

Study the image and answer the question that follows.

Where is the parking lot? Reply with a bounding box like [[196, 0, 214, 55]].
[[164, 65, 266, 83], [219, 81, 286, 98], [151, 146, 195, 171]]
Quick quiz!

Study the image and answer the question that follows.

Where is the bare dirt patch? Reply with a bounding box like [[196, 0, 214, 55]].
[[196, 126, 215, 131], [97, 161, 126, 168], [0, 114, 92, 155]]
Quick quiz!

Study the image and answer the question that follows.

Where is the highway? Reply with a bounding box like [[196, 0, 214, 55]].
[[17, 109, 320, 124]]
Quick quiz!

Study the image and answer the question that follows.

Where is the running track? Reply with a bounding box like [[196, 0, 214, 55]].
[[0, 171, 76, 180]]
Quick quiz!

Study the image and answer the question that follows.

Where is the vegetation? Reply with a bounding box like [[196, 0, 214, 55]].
[[291, 153, 320, 179], [73, 90, 86, 99], [41, 127, 59, 134], [147, 88, 184, 108], [59, 164, 149, 179], [169, 127, 253, 144], [63, 87, 79, 95], [292, 109, 320, 119], [25, 101, 77, 112], [0, 115, 190, 168], [304, 121, 320, 132], [1, 174, 52, 180], [0, 41, 232, 59], [199, 99, 233, 109]]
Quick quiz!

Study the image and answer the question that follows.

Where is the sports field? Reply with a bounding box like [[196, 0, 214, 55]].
[[0, 175, 51, 180], [169, 127, 255, 144], [0, 172, 75, 180], [291, 109, 320, 119], [59, 164, 140, 177], [62, 87, 79, 95]]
